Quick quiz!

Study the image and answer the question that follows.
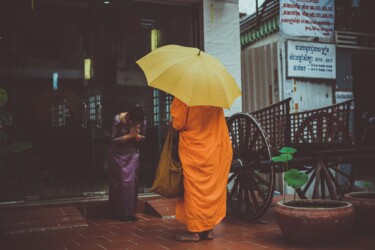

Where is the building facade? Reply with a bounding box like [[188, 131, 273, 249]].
[[0, 0, 241, 202], [240, 0, 375, 194], [241, 0, 375, 138]]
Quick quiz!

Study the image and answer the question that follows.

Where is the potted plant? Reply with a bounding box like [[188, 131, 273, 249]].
[[272, 147, 355, 246], [343, 182, 375, 234], [271, 147, 302, 203]]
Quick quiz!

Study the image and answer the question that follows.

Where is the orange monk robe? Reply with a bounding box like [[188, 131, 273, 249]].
[[171, 98, 233, 232]]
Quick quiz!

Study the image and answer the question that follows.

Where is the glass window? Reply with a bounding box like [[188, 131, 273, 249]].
[[51, 99, 71, 127]]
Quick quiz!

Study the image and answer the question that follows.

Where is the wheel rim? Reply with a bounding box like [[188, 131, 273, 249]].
[[226, 113, 275, 219], [293, 113, 353, 199], [293, 112, 350, 143]]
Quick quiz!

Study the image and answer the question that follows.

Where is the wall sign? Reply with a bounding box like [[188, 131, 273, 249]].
[[286, 40, 336, 79], [280, 0, 335, 38], [336, 91, 354, 109]]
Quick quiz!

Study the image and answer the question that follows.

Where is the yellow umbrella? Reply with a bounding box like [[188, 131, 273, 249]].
[[136, 44, 241, 109]]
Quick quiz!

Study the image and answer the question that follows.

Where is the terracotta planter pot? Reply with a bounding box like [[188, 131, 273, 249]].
[[343, 191, 375, 233], [274, 199, 355, 246]]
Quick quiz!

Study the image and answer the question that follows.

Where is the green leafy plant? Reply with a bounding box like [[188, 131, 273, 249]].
[[0, 88, 11, 145], [363, 181, 374, 189], [0, 88, 8, 106], [284, 168, 308, 189], [272, 147, 307, 203], [0, 88, 32, 157]]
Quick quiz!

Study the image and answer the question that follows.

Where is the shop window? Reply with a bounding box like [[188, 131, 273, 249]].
[[89, 95, 101, 122], [153, 89, 172, 126], [153, 89, 160, 126], [82, 94, 102, 128], [51, 99, 71, 127]]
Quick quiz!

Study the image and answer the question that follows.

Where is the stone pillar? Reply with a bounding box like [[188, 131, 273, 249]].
[[203, 0, 242, 116]]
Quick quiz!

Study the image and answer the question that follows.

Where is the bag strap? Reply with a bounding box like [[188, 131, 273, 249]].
[[167, 123, 174, 147]]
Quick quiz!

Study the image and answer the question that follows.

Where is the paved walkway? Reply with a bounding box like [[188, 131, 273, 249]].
[[0, 196, 374, 250]]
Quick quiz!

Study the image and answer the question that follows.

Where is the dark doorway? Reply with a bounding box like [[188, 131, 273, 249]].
[[0, 0, 200, 202], [352, 51, 375, 145]]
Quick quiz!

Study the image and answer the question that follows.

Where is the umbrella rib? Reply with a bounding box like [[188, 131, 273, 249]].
[[202, 58, 234, 108], [153, 56, 198, 105], [185, 56, 203, 106]]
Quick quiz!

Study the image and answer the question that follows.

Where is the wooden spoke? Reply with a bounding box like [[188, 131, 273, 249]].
[[328, 163, 354, 198], [326, 166, 346, 199], [321, 169, 326, 198], [248, 172, 267, 203], [328, 165, 351, 178], [321, 164, 337, 200], [228, 176, 239, 202], [292, 110, 353, 200], [226, 113, 274, 219], [228, 172, 238, 184], [249, 185, 259, 212], [304, 166, 315, 175], [297, 157, 354, 200], [302, 170, 316, 195], [237, 177, 244, 211], [312, 164, 322, 199], [252, 170, 271, 187], [248, 130, 260, 153], [242, 174, 253, 214]]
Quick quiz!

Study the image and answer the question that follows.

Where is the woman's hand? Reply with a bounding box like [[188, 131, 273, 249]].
[[135, 134, 145, 142], [130, 126, 140, 138]]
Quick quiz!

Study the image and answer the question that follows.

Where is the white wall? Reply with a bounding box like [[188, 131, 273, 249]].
[[278, 37, 334, 112], [203, 0, 242, 116], [242, 33, 280, 112]]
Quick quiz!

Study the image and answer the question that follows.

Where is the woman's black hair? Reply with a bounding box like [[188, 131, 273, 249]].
[[128, 104, 145, 123]]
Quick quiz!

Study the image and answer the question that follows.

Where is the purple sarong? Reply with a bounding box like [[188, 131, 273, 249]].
[[107, 114, 141, 217]]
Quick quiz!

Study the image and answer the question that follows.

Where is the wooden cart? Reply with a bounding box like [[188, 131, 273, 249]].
[[226, 98, 375, 219]]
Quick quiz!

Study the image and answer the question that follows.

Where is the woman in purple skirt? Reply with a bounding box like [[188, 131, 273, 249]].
[[107, 105, 145, 222]]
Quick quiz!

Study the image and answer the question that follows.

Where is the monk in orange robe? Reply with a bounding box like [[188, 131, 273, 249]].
[[171, 98, 233, 241]]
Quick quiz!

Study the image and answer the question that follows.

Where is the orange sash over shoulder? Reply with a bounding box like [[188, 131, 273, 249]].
[[171, 98, 233, 232]]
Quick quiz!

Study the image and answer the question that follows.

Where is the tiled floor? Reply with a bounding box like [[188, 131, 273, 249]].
[[0, 196, 374, 250], [0, 206, 88, 234]]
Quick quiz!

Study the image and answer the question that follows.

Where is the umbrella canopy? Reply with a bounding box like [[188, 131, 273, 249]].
[[136, 44, 241, 109]]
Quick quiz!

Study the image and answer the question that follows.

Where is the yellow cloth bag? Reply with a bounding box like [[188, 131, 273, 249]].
[[151, 125, 183, 198]]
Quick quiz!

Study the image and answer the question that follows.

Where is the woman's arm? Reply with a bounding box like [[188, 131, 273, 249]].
[[135, 119, 147, 142], [110, 115, 135, 144]]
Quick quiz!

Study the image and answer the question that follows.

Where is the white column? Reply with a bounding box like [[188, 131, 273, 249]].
[[203, 0, 242, 116]]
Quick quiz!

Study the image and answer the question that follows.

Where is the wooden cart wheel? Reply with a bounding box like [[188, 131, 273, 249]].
[[293, 113, 354, 200], [226, 113, 275, 219], [293, 159, 354, 200], [293, 112, 351, 144]]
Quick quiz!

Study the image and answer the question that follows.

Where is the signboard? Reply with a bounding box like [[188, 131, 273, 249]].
[[286, 40, 336, 79], [280, 0, 335, 38], [336, 91, 354, 109]]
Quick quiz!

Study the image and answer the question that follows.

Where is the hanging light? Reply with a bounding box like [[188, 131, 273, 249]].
[[151, 29, 160, 51], [84, 59, 92, 80], [52, 73, 59, 90]]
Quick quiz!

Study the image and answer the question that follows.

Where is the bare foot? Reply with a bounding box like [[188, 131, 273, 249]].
[[176, 231, 200, 242]]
